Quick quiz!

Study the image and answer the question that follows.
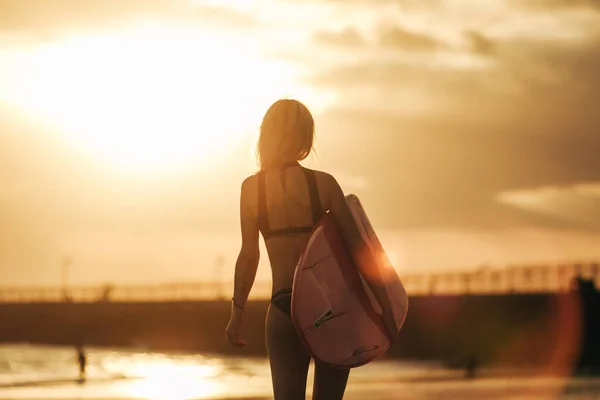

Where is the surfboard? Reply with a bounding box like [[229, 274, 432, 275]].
[[291, 194, 409, 369]]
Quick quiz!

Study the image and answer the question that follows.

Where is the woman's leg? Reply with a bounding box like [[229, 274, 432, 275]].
[[312, 362, 350, 400], [266, 304, 311, 400]]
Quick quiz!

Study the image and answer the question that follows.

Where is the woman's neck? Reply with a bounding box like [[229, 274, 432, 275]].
[[263, 161, 300, 170]]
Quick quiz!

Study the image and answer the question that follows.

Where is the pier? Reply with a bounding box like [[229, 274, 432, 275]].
[[0, 261, 598, 373], [0, 261, 597, 304]]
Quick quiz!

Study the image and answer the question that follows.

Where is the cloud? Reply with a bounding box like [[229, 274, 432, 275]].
[[297, 4, 599, 123], [465, 30, 496, 55], [311, 107, 600, 231], [312, 24, 446, 51], [498, 183, 600, 230], [309, 28, 600, 229], [0, 0, 257, 39], [308, 27, 600, 129], [2, 0, 599, 234], [318, 29, 600, 182], [378, 25, 445, 51], [307, 29, 600, 223], [312, 27, 367, 47], [510, 0, 600, 11]]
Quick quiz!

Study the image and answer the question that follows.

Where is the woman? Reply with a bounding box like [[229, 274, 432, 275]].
[[225, 99, 397, 400]]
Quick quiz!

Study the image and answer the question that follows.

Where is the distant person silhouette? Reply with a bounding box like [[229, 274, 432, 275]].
[[76, 345, 87, 383], [465, 355, 478, 379], [225, 99, 397, 400]]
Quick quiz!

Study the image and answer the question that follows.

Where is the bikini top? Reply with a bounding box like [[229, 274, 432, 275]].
[[257, 164, 323, 241]]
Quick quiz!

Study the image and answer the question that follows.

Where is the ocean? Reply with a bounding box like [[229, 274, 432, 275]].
[[0, 343, 599, 400]]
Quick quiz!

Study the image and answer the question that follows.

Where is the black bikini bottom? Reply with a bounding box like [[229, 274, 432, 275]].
[[271, 288, 292, 318]]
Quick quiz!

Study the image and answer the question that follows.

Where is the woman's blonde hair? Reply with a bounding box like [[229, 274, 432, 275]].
[[256, 99, 315, 170]]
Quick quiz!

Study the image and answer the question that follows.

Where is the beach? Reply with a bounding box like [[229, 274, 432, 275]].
[[1, 344, 600, 400]]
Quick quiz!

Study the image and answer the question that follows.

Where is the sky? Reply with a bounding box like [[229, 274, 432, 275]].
[[0, 0, 599, 286]]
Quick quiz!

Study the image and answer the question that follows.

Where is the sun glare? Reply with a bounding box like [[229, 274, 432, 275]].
[[3, 25, 318, 173], [126, 361, 222, 400]]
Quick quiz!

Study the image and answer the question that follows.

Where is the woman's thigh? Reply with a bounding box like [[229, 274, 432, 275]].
[[312, 362, 350, 400], [265, 304, 310, 400]]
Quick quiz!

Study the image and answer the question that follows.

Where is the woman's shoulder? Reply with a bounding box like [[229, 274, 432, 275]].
[[240, 173, 259, 193], [305, 168, 338, 187], [242, 172, 259, 183], [240, 168, 339, 190]]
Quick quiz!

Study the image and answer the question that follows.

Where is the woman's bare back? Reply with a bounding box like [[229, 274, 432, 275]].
[[243, 165, 334, 293]]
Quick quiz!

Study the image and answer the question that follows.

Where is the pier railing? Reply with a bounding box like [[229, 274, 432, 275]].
[[0, 261, 597, 303]]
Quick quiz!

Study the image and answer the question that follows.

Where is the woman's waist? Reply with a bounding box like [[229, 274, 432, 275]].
[[269, 260, 299, 292], [270, 278, 294, 299]]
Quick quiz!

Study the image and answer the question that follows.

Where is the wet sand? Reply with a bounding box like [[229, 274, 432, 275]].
[[1, 378, 600, 400]]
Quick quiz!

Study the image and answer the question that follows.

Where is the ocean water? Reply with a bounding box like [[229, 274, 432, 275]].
[[0, 343, 599, 400]]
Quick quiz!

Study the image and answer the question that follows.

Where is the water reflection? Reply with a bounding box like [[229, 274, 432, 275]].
[[2, 345, 600, 400], [100, 352, 238, 399], [126, 372, 220, 400], [0, 345, 273, 399]]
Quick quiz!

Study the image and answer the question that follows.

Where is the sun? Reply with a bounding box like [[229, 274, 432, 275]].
[[3, 24, 319, 173]]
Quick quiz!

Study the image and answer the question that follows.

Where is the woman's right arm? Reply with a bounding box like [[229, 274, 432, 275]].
[[226, 177, 260, 347]]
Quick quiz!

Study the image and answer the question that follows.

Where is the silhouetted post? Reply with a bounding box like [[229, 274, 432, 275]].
[[62, 257, 71, 302], [539, 266, 549, 292], [215, 255, 226, 300], [475, 264, 489, 293], [591, 263, 599, 288], [574, 262, 583, 277], [99, 284, 113, 302], [428, 276, 437, 295], [490, 271, 500, 293], [507, 267, 515, 293], [521, 267, 532, 292], [558, 264, 567, 291], [463, 273, 471, 294]]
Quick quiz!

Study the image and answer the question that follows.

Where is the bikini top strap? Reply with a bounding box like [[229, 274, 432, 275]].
[[257, 166, 323, 238], [300, 167, 323, 225], [257, 170, 270, 237]]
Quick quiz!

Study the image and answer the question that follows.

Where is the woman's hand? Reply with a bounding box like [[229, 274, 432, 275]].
[[225, 308, 247, 348]]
